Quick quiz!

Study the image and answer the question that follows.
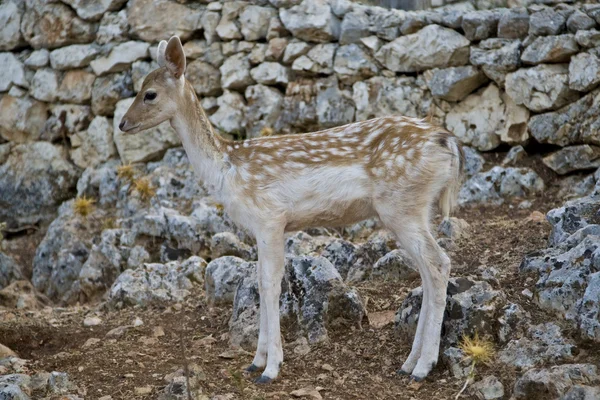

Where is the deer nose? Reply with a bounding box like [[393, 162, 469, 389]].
[[119, 119, 127, 132]]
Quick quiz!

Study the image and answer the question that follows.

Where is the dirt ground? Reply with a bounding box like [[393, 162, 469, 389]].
[[1, 155, 596, 400]]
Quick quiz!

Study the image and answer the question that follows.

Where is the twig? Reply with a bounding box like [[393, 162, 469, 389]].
[[455, 360, 476, 400], [179, 327, 193, 400]]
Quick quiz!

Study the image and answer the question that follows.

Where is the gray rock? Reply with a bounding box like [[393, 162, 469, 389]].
[[472, 376, 504, 400], [265, 38, 288, 62], [513, 364, 599, 400], [0, 1, 25, 51], [92, 72, 134, 116], [375, 24, 470, 73], [498, 302, 530, 344], [229, 255, 365, 348], [499, 322, 577, 369], [528, 87, 600, 146], [42, 104, 92, 142], [429, 66, 488, 102], [113, 98, 180, 164], [366, 8, 403, 41], [371, 250, 418, 281], [292, 43, 336, 74], [562, 385, 600, 400], [57, 70, 96, 104], [567, 10, 596, 33], [315, 78, 355, 128], [442, 347, 471, 378], [21, 1, 97, 49], [108, 257, 205, 308], [61, 0, 127, 21], [210, 232, 255, 260], [339, 10, 369, 45], [396, 277, 506, 346], [333, 44, 379, 85], [459, 166, 544, 206], [445, 85, 506, 151], [320, 238, 357, 280], [279, 0, 341, 43], [186, 60, 221, 97], [96, 10, 128, 45], [346, 230, 397, 283], [30, 68, 59, 102], [49, 44, 100, 70], [469, 39, 521, 86], [282, 40, 311, 64], [586, 4, 600, 26], [0, 53, 27, 92], [209, 90, 246, 134], [0, 143, 79, 229], [0, 95, 47, 143], [463, 146, 485, 177], [127, 0, 201, 42], [24, 49, 49, 69], [215, 1, 244, 41], [497, 7, 529, 39], [250, 62, 289, 85], [506, 64, 580, 113], [244, 84, 283, 138], [543, 145, 600, 175], [239, 5, 277, 41], [575, 29, 600, 48], [71, 116, 116, 169], [522, 35, 579, 65], [529, 8, 568, 36], [0, 383, 30, 400], [200, 11, 220, 45], [352, 76, 431, 121], [220, 53, 254, 90], [0, 252, 23, 290], [569, 52, 600, 92], [462, 10, 500, 41], [502, 145, 527, 166], [557, 175, 596, 200], [90, 41, 149, 76], [205, 256, 253, 306]]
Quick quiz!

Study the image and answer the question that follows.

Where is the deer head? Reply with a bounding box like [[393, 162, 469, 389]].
[[119, 36, 187, 134]]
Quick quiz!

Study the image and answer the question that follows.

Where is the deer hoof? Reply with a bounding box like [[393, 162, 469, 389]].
[[254, 375, 273, 385]]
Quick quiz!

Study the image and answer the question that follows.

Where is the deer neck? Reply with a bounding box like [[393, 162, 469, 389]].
[[170, 81, 230, 196]]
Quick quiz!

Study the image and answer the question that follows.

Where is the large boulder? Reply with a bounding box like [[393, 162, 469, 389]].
[[513, 364, 599, 400], [229, 255, 365, 349], [0, 53, 28, 92], [113, 97, 181, 164], [542, 145, 600, 175], [521, 35, 579, 65], [0, 252, 23, 290], [21, 0, 97, 49], [60, 0, 127, 21], [49, 44, 100, 70], [205, 256, 254, 306], [127, 0, 202, 42], [569, 52, 600, 92], [470, 39, 521, 87], [71, 116, 117, 169], [91, 72, 134, 116], [375, 24, 470, 73], [90, 41, 149, 76], [0, 143, 79, 228], [428, 66, 488, 102]]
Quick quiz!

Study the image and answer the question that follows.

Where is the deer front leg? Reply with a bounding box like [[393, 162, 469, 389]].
[[247, 260, 268, 372], [254, 228, 285, 384]]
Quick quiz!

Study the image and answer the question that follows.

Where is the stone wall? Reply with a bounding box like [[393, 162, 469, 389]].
[[1, 0, 600, 227]]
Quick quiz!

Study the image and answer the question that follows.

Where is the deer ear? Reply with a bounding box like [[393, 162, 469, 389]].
[[156, 40, 168, 67], [164, 36, 186, 79]]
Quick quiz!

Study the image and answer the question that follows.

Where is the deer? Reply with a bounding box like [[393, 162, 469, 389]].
[[119, 36, 464, 384]]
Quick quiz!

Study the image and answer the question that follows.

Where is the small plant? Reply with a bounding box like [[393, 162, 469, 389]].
[[73, 196, 96, 217], [227, 367, 245, 393], [134, 178, 156, 201], [102, 217, 118, 230], [117, 163, 136, 182], [455, 332, 495, 399], [259, 126, 274, 137], [214, 203, 224, 216], [0, 222, 6, 248]]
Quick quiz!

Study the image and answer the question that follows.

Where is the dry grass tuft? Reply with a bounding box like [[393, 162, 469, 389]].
[[117, 164, 136, 182], [459, 332, 495, 364], [73, 196, 96, 217], [134, 178, 156, 202], [259, 127, 274, 137]]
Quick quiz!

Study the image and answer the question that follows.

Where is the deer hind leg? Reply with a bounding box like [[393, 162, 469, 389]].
[[247, 260, 268, 372], [254, 227, 285, 384], [380, 210, 450, 381]]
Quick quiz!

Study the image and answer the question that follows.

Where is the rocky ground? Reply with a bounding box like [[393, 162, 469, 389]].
[[2, 148, 600, 400]]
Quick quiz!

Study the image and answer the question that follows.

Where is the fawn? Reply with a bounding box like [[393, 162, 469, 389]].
[[120, 36, 464, 383]]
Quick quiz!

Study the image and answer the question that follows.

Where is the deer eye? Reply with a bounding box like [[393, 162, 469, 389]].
[[144, 91, 157, 102]]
